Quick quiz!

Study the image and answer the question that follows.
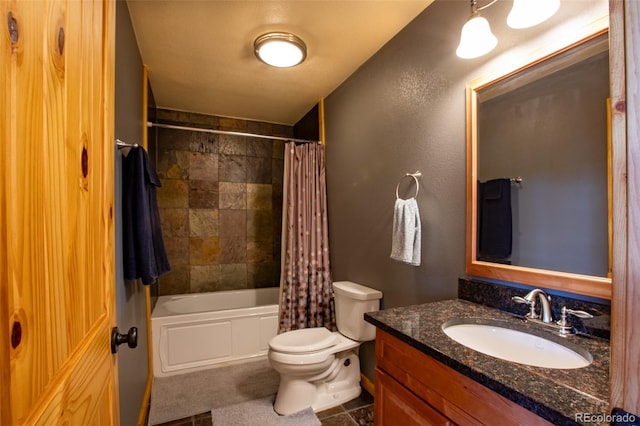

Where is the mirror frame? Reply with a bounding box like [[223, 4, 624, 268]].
[[465, 27, 612, 300]]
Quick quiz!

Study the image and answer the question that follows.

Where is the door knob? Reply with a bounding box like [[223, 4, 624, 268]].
[[111, 326, 138, 354]]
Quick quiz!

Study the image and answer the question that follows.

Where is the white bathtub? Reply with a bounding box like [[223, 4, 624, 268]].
[[151, 287, 280, 377]]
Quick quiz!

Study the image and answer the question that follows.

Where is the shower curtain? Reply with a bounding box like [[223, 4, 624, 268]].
[[278, 142, 336, 333]]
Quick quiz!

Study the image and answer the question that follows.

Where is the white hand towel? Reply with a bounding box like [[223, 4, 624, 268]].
[[390, 198, 421, 266]]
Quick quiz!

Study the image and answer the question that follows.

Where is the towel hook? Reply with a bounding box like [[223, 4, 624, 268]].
[[396, 171, 421, 200]]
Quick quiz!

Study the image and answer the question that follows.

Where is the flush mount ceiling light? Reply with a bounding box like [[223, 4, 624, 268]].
[[254, 32, 307, 68], [456, 0, 560, 59]]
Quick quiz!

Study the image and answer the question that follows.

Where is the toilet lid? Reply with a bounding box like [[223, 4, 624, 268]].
[[269, 327, 340, 354]]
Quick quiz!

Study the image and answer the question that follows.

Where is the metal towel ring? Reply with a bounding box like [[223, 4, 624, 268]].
[[396, 171, 421, 200]]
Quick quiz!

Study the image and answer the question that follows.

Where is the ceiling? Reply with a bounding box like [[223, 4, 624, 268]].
[[126, 1, 434, 126]]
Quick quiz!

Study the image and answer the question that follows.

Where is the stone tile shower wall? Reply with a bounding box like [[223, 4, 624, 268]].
[[153, 109, 290, 296]]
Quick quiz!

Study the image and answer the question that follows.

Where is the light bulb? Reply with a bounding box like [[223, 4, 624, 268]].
[[456, 14, 498, 59], [507, 0, 560, 29]]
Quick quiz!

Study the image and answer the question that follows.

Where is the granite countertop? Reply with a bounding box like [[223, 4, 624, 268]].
[[365, 299, 610, 426]]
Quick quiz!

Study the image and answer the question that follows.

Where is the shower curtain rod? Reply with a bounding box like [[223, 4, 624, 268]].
[[147, 122, 320, 144]]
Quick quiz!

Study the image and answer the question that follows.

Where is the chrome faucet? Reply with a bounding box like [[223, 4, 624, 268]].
[[512, 288, 553, 323], [512, 289, 595, 335]]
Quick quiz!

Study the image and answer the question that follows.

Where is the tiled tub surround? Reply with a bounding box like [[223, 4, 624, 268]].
[[365, 300, 609, 425], [152, 109, 290, 296]]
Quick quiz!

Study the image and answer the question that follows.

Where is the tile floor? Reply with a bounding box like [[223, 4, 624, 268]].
[[151, 388, 374, 426]]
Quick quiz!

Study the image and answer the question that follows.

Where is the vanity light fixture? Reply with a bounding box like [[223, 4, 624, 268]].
[[456, 0, 498, 59], [456, 0, 560, 59], [254, 32, 307, 68]]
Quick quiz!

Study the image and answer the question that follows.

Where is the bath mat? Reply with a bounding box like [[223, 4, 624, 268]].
[[211, 395, 321, 426], [148, 358, 279, 425]]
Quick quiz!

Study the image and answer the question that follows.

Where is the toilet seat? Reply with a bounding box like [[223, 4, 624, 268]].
[[269, 327, 340, 354]]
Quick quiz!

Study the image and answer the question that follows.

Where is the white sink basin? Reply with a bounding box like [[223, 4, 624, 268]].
[[441, 318, 592, 369]]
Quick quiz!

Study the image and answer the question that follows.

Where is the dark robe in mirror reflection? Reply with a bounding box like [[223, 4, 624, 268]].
[[478, 178, 512, 264]]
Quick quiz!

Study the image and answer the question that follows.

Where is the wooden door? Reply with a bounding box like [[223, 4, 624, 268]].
[[1, 1, 118, 424], [610, 0, 640, 416]]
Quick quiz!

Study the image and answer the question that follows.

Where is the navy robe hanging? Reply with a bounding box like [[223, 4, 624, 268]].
[[122, 146, 170, 284]]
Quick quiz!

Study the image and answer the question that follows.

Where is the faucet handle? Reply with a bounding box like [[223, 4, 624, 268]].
[[556, 306, 594, 335], [511, 296, 531, 305], [511, 295, 537, 319], [563, 307, 594, 319]]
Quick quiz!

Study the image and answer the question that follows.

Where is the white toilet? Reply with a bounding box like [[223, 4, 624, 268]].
[[268, 281, 383, 415]]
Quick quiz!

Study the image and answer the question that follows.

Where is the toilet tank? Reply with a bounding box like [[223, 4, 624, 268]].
[[333, 281, 383, 341]]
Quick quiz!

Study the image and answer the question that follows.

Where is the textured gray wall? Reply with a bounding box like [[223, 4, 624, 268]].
[[326, 0, 468, 309], [115, 1, 149, 424], [324, 0, 608, 380]]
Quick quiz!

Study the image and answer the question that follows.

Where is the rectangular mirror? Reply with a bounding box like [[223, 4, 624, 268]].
[[466, 30, 612, 300]]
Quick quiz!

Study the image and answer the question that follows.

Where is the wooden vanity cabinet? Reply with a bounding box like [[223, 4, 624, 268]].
[[374, 330, 553, 426]]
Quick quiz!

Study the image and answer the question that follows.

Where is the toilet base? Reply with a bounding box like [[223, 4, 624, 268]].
[[311, 380, 361, 413], [273, 350, 362, 415], [274, 377, 318, 416]]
